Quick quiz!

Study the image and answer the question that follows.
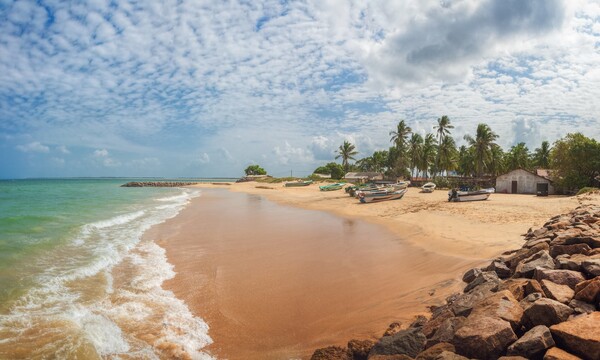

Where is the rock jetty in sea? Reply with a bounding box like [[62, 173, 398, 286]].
[[121, 181, 198, 187], [311, 204, 600, 360]]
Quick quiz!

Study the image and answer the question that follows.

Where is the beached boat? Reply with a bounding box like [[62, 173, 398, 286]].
[[447, 189, 491, 202], [421, 182, 436, 193], [319, 182, 346, 191], [358, 188, 408, 203], [284, 180, 313, 187]]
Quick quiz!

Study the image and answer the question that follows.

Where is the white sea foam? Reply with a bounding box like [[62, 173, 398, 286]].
[[67, 307, 130, 355], [0, 188, 212, 358]]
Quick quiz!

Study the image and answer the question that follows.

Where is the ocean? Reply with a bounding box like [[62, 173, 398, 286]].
[[0, 178, 221, 359]]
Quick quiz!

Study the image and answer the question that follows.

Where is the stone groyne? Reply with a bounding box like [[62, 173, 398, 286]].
[[312, 204, 600, 360], [121, 181, 198, 187]]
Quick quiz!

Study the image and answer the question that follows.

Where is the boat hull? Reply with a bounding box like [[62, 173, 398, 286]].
[[448, 190, 490, 202], [284, 180, 313, 187], [319, 182, 346, 191], [359, 189, 408, 203]]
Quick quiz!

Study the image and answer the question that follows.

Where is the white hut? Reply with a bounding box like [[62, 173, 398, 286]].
[[344, 172, 383, 183], [495, 169, 555, 195]]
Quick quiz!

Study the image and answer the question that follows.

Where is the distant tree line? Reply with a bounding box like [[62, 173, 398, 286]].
[[314, 116, 600, 191]]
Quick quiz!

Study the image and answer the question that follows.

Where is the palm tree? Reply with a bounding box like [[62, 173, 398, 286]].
[[371, 150, 388, 173], [389, 120, 412, 176], [505, 142, 531, 171], [355, 156, 373, 172], [419, 133, 437, 179], [389, 120, 412, 149], [407, 133, 423, 178], [463, 123, 499, 177], [488, 144, 505, 176], [437, 135, 458, 176], [335, 140, 358, 173], [458, 145, 475, 176], [433, 115, 454, 176], [533, 141, 551, 168]]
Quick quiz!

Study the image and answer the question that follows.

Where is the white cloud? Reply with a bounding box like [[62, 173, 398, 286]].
[[198, 152, 210, 164], [0, 0, 598, 178], [94, 149, 109, 157], [16, 141, 49, 153], [273, 141, 313, 165]]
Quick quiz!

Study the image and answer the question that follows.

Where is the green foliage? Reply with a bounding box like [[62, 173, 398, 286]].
[[551, 133, 600, 190], [505, 142, 531, 171], [463, 123, 499, 177], [313, 166, 330, 174], [335, 141, 358, 173], [389, 120, 412, 175], [244, 164, 267, 175], [532, 141, 551, 168], [356, 150, 388, 172], [312, 162, 345, 180]]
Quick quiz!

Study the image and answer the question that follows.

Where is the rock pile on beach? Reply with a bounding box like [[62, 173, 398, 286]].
[[311, 204, 600, 360], [121, 181, 198, 187]]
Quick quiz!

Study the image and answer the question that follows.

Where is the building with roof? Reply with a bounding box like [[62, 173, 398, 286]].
[[495, 169, 555, 195], [344, 172, 384, 183]]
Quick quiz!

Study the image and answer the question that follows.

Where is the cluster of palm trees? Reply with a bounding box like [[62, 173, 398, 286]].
[[334, 117, 553, 179]]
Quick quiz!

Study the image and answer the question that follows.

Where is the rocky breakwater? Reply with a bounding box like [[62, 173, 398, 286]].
[[311, 204, 600, 360], [121, 181, 198, 187]]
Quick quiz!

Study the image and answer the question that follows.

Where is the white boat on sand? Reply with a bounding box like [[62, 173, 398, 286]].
[[359, 188, 408, 203], [448, 189, 490, 202], [421, 182, 436, 193]]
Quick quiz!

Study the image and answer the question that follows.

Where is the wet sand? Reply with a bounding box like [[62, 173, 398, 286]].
[[148, 183, 600, 359], [147, 189, 472, 359]]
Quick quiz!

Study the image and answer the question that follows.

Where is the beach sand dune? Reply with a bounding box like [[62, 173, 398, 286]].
[[145, 183, 599, 359]]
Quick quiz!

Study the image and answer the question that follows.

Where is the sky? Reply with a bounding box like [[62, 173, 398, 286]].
[[1, 0, 599, 178]]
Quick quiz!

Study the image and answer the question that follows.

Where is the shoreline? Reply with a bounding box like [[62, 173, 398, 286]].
[[147, 182, 599, 359]]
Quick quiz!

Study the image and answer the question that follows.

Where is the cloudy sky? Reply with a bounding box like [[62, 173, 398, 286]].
[[1, 0, 599, 178]]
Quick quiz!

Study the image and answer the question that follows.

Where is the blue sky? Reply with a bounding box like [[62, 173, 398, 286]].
[[1, 0, 599, 178]]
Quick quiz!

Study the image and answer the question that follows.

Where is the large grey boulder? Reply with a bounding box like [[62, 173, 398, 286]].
[[550, 243, 591, 258], [568, 299, 597, 314], [449, 282, 496, 317], [534, 269, 586, 290], [470, 290, 524, 330], [427, 317, 466, 347], [550, 312, 600, 360], [485, 260, 512, 279], [464, 271, 501, 293], [514, 250, 556, 278], [522, 298, 574, 328], [581, 258, 600, 277], [506, 325, 555, 358], [452, 315, 517, 359], [505, 243, 550, 270], [369, 328, 426, 358]]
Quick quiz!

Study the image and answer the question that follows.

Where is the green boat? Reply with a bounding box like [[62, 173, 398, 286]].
[[284, 180, 313, 187], [319, 182, 346, 191]]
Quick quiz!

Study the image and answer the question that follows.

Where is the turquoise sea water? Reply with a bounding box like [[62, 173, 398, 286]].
[[0, 179, 218, 359]]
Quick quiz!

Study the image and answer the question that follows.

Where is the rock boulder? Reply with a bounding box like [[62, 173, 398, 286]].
[[550, 312, 600, 360]]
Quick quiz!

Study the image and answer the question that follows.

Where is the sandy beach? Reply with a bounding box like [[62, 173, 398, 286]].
[[145, 182, 600, 359]]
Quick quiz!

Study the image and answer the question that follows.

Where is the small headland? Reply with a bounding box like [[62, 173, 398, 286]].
[[121, 181, 198, 187], [311, 204, 600, 360]]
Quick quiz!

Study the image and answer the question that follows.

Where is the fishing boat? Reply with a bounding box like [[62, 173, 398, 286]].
[[284, 180, 313, 187], [319, 182, 346, 191], [421, 182, 436, 193], [358, 188, 408, 203], [447, 189, 491, 202]]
